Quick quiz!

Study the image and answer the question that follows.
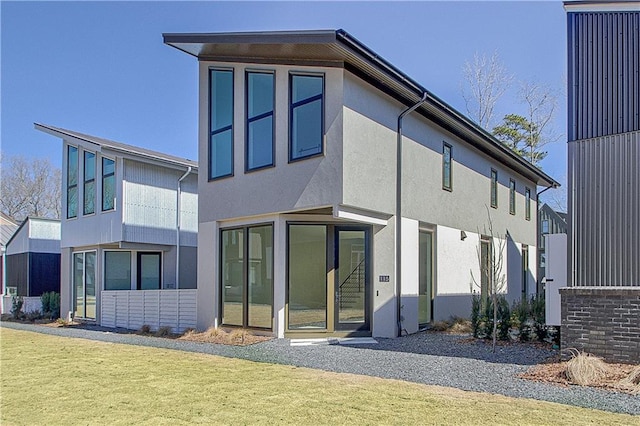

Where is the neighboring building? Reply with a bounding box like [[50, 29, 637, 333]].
[[36, 124, 198, 332], [537, 203, 567, 292], [0, 212, 19, 295], [164, 29, 558, 338], [563, 1, 640, 362]]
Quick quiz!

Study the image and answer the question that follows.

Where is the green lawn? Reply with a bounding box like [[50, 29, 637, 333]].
[[1, 328, 637, 425]]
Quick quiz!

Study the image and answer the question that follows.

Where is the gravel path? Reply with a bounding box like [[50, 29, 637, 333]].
[[3, 321, 639, 416]]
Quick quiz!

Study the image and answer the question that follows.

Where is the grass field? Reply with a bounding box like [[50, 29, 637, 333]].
[[1, 328, 638, 425]]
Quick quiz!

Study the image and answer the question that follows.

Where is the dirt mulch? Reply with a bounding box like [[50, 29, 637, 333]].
[[178, 328, 273, 346], [520, 358, 640, 395]]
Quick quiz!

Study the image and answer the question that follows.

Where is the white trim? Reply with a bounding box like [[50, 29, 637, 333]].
[[334, 206, 389, 226], [564, 2, 640, 12]]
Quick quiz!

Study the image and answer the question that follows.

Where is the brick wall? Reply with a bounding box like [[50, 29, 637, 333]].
[[560, 287, 640, 363]]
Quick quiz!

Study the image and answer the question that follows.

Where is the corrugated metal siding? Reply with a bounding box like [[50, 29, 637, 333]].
[[568, 11, 640, 142], [100, 289, 197, 333], [123, 160, 197, 246], [568, 131, 640, 287]]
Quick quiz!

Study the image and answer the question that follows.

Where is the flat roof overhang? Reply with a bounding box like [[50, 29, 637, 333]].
[[164, 29, 560, 189]]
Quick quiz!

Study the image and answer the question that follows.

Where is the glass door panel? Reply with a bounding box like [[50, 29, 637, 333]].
[[138, 253, 161, 290], [418, 231, 433, 325], [248, 226, 273, 328], [85, 252, 96, 320], [74, 253, 84, 318], [336, 228, 369, 330], [221, 229, 244, 326], [288, 225, 327, 330]]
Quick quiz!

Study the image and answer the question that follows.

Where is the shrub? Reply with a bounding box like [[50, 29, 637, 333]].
[[530, 295, 547, 341], [471, 294, 481, 338], [11, 296, 24, 320], [430, 320, 451, 332], [139, 324, 151, 334], [26, 310, 43, 321], [481, 298, 494, 340], [496, 295, 511, 341], [512, 298, 531, 342], [229, 328, 246, 344], [564, 350, 609, 386], [40, 292, 60, 320], [155, 326, 173, 337], [449, 317, 472, 334]]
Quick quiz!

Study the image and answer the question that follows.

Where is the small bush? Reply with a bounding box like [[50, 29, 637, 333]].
[[481, 298, 494, 340], [56, 318, 70, 327], [205, 326, 221, 338], [155, 326, 173, 337], [229, 328, 246, 344], [11, 296, 24, 320], [496, 296, 511, 341], [512, 298, 531, 342], [619, 365, 640, 388], [40, 292, 60, 320], [530, 295, 547, 341], [448, 317, 472, 334], [471, 294, 481, 338], [564, 350, 609, 386], [26, 310, 43, 321], [430, 320, 451, 332], [139, 324, 151, 334]]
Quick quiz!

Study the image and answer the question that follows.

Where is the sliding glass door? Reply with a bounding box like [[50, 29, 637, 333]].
[[73, 251, 96, 320]]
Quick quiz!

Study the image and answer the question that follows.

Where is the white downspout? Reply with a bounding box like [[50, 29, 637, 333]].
[[176, 166, 191, 333]]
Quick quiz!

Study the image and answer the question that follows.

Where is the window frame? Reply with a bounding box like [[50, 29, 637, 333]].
[[442, 142, 453, 191], [83, 151, 96, 216], [219, 223, 274, 330], [288, 72, 325, 163], [521, 244, 529, 298], [490, 168, 498, 208], [525, 187, 531, 221], [245, 70, 276, 172], [103, 250, 132, 291], [67, 145, 78, 219], [509, 179, 516, 215], [136, 252, 162, 290], [208, 67, 235, 181], [102, 157, 116, 211]]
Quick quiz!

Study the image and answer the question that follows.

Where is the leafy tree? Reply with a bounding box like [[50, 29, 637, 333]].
[[492, 113, 548, 165], [0, 153, 61, 222]]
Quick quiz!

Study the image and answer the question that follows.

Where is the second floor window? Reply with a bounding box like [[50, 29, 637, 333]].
[[509, 179, 516, 215], [490, 169, 498, 208], [246, 71, 274, 171], [83, 152, 96, 215], [525, 187, 531, 220], [442, 142, 452, 191], [102, 157, 115, 211], [209, 68, 234, 180], [67, 145, 78, 219], [290, 74, 323, 161]]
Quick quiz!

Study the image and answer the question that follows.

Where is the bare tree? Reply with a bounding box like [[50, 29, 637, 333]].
[[519, 81, 560, 164], [471, 208, 507, 352], [0, 153, 61, 222], [461, 51, 513, 130]]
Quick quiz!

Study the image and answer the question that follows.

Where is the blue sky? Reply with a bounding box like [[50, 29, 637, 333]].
[[1, 1, 567, 198]]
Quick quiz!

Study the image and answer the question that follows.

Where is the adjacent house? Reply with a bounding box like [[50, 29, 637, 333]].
[[537, 203, 567, 292], [0, 212, 19, 296], [0, 217, 60, 314], [164, 29, 558, 338], [564, 1, 640, 362], [35, 124, 198, 332]]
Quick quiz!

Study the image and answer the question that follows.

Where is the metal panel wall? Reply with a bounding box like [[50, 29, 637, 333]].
[[568, 131, 640, 287], [567, 11, 640, 142]]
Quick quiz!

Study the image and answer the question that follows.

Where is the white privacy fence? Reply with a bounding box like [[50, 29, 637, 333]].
[[1, 296, 42, 315], [100, 290, 197, 333]]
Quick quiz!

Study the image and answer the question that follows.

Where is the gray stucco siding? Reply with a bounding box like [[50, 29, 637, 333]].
[[197, 61, 344, 222]]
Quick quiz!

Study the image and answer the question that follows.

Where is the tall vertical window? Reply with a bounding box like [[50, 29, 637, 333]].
[[221, 225, 273, 329], [490, 169, 498, 208], [525, 187, 531, 220], [137, 252, 161, 290], [102, 158, 115, 211], [83, 152, 96, 215], [290, 74, 323, 161], [509, 179, 516, 215], [246, 71, 274, 171], [442, 142, 452, 191], [209, 69, 234, 179], [67, 146, 78, 219]]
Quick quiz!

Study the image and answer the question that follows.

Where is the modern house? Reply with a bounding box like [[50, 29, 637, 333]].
[[564, 1, 640, 362], [0, 212, 19, 295], [164, 29, 558, 338], [537, 203, 567, 291], [0, 217, 60, 314], [35, 124, 198, 332]]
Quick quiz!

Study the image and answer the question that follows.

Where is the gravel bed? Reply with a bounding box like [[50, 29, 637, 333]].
[[3, 321, 639, 416]]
